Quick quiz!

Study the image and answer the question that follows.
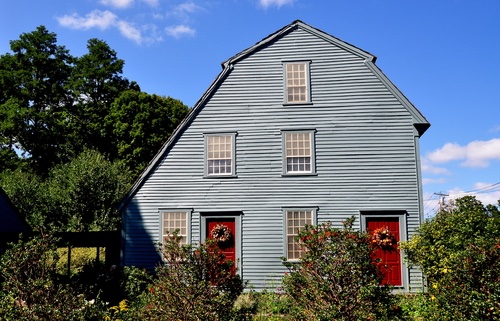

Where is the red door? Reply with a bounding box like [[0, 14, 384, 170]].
[[366, 217, 402, 286], [207, 218, 236, 265]]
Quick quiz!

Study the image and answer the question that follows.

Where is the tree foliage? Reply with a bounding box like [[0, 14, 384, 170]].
[[0, 149, 132, 231], [401, 196, 500, 320], [0, 26, 188, 177]]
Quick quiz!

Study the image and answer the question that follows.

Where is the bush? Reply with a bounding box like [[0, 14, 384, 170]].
[[282, 216, 401, 321], [401, 196, 500, 320], [0, 234, 101, 320], [131, 232, 246, 320]]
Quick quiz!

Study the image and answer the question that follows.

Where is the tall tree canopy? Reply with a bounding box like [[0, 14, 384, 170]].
[[0, 26, 73, 173], [0, 26, 190, 231], [0, 26, 189, 177]]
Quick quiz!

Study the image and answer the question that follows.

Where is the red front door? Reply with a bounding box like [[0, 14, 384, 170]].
[[367, 217, 402, 286], [207, 218, 236, 265]]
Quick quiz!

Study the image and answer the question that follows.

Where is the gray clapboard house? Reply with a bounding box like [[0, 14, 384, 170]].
[[120, 20, 430, 292]]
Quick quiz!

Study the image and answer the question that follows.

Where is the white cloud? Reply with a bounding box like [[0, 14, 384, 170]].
[[426, 138, 500, 168], [165, 25, 195, 38], [448, 182, 500, 207], [421, 158, 451, 175], [100, 0, 134, 9], [116, 20, 143, 44], [422, 178, 447, 185], [57, 10, 118, 30], [491, 125, 500, 133], [142, 0, 159, 7], [258, 0, 295, 9], [57, 10, 145, 44]]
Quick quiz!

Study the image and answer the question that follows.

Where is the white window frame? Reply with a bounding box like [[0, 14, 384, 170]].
[[204, 133, 237, 177], [159, 209, 192, 246], [283, 208, 317, 261], [282, 130, 316, 175], [283, 61, 311, 104]]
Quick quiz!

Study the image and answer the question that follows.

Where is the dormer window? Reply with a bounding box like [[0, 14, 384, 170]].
[[284, 61, 311, 104]]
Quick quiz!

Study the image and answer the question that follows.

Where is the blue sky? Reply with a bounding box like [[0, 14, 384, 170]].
[[1, 0, 499, 215]]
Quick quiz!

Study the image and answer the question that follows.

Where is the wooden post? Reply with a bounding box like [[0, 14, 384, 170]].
[[67, 245, 72, 277]]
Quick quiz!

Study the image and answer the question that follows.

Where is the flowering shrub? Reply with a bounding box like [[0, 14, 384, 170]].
[[401, 196, 500, 320], [0, 234, 102, 320], [131, 231, 245, 321], [282, 216, 401, 321]]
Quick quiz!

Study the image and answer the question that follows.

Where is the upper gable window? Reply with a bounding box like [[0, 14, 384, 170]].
[[284, 61, 311, 104], [205, 133, 236, 177]]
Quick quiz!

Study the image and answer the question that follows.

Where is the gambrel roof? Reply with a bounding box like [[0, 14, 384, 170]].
[[120, 19, 430, 209]]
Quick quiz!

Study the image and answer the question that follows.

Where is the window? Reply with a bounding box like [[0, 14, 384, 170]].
[[284, 61, 310, 104], [282, 130, 315, 175], [285, 209, 315, 260], [205, 133, 236, 177], [161, 211, 189, 245]]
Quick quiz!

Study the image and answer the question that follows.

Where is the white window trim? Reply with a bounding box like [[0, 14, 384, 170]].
[[283, 61, 312, 105], [159, 209, 192, 245], [204, 132, 237, 178], [281, 129, 316, 176], [283, 207, 317, 262]]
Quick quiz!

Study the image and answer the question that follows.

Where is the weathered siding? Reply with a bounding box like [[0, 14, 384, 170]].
[[123, 25, 426, 291]]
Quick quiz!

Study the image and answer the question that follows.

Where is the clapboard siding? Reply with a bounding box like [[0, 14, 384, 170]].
[[122, 21, 429, 292]]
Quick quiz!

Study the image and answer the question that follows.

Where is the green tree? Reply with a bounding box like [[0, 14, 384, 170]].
[[68, 38, 140, 157], [0, 26, 73, 173], [107, 90, 189, 174], [0, 149, 132, 231], [401, 196, 500, 320]]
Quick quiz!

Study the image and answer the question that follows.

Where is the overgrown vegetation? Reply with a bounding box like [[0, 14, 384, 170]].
[[400, 196, 500, 320], [282, 216, 401, 321], [130, 232, 246, 320], [1, 198, 500, 320]]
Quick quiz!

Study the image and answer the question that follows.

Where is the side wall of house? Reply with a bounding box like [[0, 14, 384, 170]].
[[0, 191, 26, 233], [123, 27, 424, 291]]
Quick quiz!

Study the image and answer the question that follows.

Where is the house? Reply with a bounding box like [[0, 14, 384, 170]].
[[0, 187, 30, 249], [120, 20, 430, 292]]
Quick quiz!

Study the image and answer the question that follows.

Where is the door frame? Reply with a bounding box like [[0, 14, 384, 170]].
[[200, 211, 242, 274], [359, 210, 408, 291]]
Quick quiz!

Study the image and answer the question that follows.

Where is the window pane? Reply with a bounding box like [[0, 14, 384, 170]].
[[162, 212, 188, 245], [207, 135, 233, 175], [286, 63, 308, 103], [286, 210, 313, 260]]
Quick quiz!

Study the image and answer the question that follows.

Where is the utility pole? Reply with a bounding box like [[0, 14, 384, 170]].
[[434, 192, 449, 212]]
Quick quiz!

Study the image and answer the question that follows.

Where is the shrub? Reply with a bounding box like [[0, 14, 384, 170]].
[[282, 216, 401, 321], [0, 234, 101, 320], [131, 232, 245, 320], [401, 196, 500, 320]]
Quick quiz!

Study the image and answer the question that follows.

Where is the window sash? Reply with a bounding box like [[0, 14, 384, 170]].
[[286, 210, 314, 260], [285, 132, 312, 174], [161, 211, 188, 245], [285, 62, 309, 103], [206, 135, 233, 175]]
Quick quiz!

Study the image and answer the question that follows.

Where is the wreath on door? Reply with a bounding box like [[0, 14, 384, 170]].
[[371, 226, 397, 249], [210, 224, 232, 243]]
